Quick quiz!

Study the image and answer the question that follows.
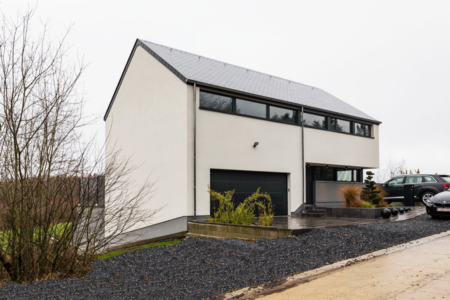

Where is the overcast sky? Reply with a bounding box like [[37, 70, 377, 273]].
[[2, 0, 450, 176]]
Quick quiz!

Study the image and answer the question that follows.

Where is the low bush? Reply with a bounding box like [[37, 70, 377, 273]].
[[374, 186, 388, 207], [362, 202, 375, 208], [208, 186, 274, 226], [340, 172, 388, 208], [339, 185, 365, 208]]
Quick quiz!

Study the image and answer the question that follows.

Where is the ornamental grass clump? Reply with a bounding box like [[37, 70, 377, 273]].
[[339, 172, 387, 208], [208, 186, 274, 226], [339, 185, 366, 208]]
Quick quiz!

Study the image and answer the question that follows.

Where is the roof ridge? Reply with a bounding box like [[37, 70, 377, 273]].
[[139, 39, 316, 89]]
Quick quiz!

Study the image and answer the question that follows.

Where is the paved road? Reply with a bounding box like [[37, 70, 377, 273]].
[[261, 235, 450, 299]]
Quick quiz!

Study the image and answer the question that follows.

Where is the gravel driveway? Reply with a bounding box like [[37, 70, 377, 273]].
[[1, 214, 450, 300]]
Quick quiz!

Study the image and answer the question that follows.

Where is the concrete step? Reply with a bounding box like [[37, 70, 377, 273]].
[[305, 206, 327, 211], [301, 211, 326, 217], [304, 209, 326, 213]]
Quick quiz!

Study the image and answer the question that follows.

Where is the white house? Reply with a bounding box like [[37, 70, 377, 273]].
[[104, 39, 380, 244]]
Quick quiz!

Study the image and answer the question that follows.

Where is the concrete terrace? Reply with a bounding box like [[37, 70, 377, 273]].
[[271, 207, 426, 235], [188, 207, 426, 240]]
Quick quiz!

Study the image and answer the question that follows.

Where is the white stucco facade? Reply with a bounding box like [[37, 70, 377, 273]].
[[105, 46, 190, 232], [105, 44, 380, 242]]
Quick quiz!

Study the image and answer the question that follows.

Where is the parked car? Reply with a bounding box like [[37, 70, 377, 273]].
[[424, 191, 450, 218], [381, 174, 450, 204]]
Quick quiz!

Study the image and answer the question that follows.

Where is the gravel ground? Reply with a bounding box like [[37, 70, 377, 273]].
[[1, 214, 450, 300]]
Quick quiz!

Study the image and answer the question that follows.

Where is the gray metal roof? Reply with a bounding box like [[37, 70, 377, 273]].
[[104, 39, 380, 123]]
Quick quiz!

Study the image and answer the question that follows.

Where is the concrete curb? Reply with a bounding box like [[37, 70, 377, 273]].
[[216, 229, 450, 300]]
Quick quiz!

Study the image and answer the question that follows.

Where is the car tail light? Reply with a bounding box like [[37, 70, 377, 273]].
[[443, 184, 450, 188]]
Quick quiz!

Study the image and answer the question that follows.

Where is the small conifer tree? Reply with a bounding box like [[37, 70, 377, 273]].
[[361, 171, 383, 205]]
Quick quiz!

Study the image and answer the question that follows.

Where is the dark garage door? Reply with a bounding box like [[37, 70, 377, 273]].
[[210, 169, 288, 216]]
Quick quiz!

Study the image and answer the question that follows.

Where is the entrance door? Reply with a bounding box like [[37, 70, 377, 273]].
[[210, 170, 288, 216]]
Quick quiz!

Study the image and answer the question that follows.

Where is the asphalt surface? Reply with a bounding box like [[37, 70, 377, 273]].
[[1, 214, 450, 300]]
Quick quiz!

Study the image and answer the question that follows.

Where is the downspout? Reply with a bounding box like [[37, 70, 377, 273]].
[[301, 107, 305, 208], [193, 83, 197, 218]]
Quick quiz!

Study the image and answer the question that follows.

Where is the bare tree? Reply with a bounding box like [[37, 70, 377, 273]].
[[0, 9, 157, 283], [373, 158, 420, 183]]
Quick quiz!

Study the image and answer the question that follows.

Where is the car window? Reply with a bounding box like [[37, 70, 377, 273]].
[[405, 176, 423, 184], [439, 175, 450, 183], [388, 176, 405, 186], [424, 176, 437, 183]]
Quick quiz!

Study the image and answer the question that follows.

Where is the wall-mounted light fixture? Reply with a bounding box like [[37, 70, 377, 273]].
[[345, 166, 348, 170], [253, 142, 259, 148], [326, 165, 329, 169], [306, 164, 310, 168]]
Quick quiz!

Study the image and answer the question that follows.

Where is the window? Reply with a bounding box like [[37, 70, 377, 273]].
[[200, 91, 232, 112], [331, 118, 350, 133], [354, 122, 370, 137], [353, 170, 359, 182], [303, 113, 326, 129], [337, 170, 352, 181], [405, 176, 423, 184], [236, 98, 267, 118], [388, 176, 405, 186], [314, 166, 334, 181], [440, 175, 450, 183], [199, 90, 374, 138], [322, 167, 334, 181], [425, 176, 438, 183], [270, 106, 296, 124], [330, 118, 336, 130]]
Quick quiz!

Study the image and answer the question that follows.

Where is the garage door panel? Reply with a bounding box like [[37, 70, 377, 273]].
[[211, 182, 285, 193], [210, 170, 288, 216], [211, 170, 286, 181]]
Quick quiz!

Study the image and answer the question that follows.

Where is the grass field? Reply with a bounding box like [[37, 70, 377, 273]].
[[0, 223, 71, 250]]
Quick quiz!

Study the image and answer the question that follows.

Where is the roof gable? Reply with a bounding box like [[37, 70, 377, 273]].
[[104, 39, 380, 124]]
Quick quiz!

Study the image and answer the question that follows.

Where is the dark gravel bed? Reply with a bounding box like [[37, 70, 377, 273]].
[[1, 214, 450, 300]]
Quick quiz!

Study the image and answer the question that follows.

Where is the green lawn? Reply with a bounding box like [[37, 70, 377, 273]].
[[0, 223, 71, 251], [97, 240, 182, 260]]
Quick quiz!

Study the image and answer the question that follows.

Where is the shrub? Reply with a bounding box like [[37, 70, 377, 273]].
[[375, 186, 389, 207], [339, 185, 366, 208], [208, 188, 236, 224], [208, 186, 274, 226], [376, 200, 389, 208], [362, 202, 375, 208], [361, 171, 384, 205], [258, 211, 274, 227], [233, 202, 255, 225]]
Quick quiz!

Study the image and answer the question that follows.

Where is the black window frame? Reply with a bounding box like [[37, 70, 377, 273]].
[[199, 90, 233, 112], [354, 122, 371, 137], [269, 105, 297, 124], [198, 90, 374, 138], [199, 90, 298, 125], [314, 166, 362, 182], [235, 97, 268, 119], [302, 112, 327, 129]]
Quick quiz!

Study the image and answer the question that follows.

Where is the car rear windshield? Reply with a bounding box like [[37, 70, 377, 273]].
[[440, 175, 450, 183]]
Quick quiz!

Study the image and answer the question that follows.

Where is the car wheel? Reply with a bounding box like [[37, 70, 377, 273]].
[[421, 191, 435, 204]]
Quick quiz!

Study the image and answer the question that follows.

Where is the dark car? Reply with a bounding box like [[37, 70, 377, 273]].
[[424, 191, 450, 218], [382, 174, 450, 204]]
